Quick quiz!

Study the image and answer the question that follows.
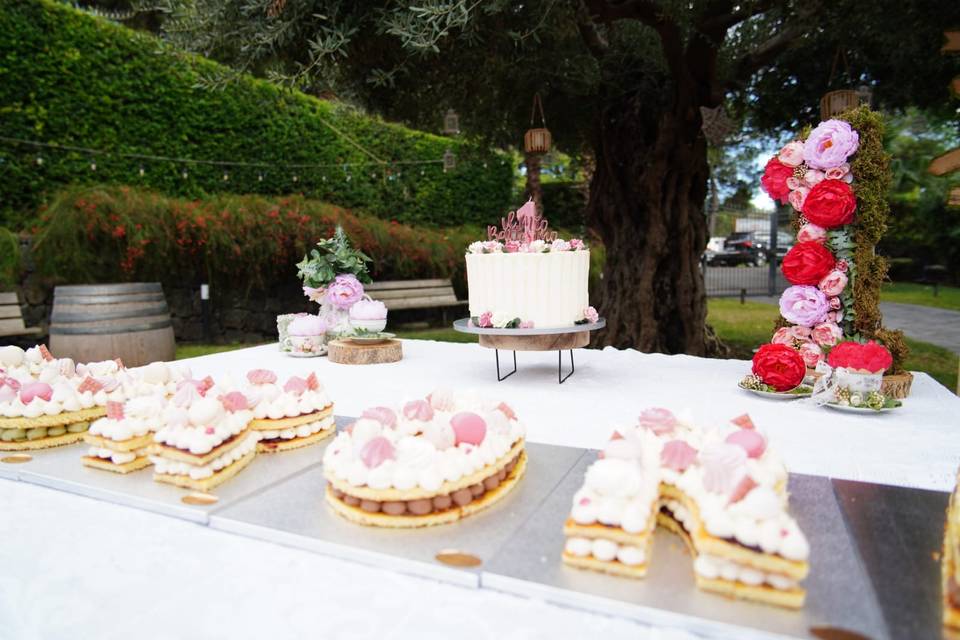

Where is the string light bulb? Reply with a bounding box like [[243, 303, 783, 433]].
[[90, 161, 97, 172], [222, 171, 229, 182], [138, 165, 145, 177], [181, 168, 188, 179], [258, 172, 264, 182], [35, 156, 43, 166]]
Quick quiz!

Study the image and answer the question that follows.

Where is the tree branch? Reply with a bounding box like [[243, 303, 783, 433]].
[[582, 0, 684, 79], [698, 0, 775, 36], [575, 1, 609, 60], [726, 20, 807, 88]]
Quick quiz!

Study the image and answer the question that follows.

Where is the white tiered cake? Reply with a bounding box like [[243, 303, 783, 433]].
[[465, 200, 590, 329]]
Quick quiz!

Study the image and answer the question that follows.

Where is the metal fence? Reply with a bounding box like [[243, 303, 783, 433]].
[[702, 206, 793, 298]]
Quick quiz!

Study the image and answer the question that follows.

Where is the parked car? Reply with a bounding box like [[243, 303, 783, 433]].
[[705, 231, 793, 267]]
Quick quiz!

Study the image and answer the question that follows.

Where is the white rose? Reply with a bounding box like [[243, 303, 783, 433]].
[[491, 312, 513, 328], [528, 240, 546, 253], [468, 241, 485, 254]]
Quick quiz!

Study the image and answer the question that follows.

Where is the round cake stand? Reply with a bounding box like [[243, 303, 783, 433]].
[[452, 318, 606, 384]]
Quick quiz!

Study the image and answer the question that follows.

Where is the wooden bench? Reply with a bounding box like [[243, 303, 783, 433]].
[[0, 291, 42, 339], [364, 279, 466, 318]]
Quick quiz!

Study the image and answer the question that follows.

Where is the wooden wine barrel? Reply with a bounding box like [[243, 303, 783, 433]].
[[49, 283, 175, 367]]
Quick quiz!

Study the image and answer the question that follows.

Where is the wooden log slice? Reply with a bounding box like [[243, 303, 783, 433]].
[[881, 372, 913, 399], [478, 331, 589, 352], [327, 339, 403, 365]]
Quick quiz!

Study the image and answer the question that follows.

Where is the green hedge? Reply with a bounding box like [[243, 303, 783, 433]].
[[32, 185, 478, 294], [0, 0, 512, 229]]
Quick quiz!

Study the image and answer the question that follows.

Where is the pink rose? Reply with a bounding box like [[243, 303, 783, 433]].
[[826, 310, 844, 323], [818, 270, 848, 297], [836, 259, 848, 273], [803, 120, 860, 170], [799, 342, 823, 368], [478, 312, 493, 328], [803, 169, 825, 187], [303, 286, 325, 303], [791, 326, 812, 339], [796, 223, 827, 244], [584, 306, 599, 324], [518, 320, 534, 329], [778, 141, 805, 167], [483, 240, 503, 253], [326, 274, 365, 310], [771, 327, 793, 345], [504, 240, 521, 253], [811, 322, 843, 347], [829, 296, 842, 310], [788, 186, 810, 212], [569, 239, 585, 250], [843, 173, 853, 184], [786, 176, 802, 190], [825, 163, 850, 180]]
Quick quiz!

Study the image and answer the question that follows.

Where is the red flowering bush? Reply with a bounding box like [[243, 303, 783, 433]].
[[760, 157, 793, 204], [781, 241, 836, 285], [801, 179, 857, 229], [752, 343, 807, 391], [827, 340, 893, 373]]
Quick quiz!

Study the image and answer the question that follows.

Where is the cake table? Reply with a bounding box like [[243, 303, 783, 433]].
[[452, 318, 606, 383]]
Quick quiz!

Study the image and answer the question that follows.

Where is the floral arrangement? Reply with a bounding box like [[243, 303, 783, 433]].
[[740, 343, 808, 393], [467, 237, 586, 255], [297, 225, 372, 298], [813, 340, 900, 410], [757, 109, 908, 379], [470, 306, 598, 330]]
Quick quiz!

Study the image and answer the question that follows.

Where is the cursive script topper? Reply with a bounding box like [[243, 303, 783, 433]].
[[486, 199, 558, 244]]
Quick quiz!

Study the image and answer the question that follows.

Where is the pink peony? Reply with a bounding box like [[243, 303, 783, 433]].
[[796, 223, 827, 244], [799, 342, 823, 368], [326, 274, 365, 310], [569, 239, 585, 250], [811, 322, 843, 347], [788, 186, 810, 212], [477, 311, 493, 328], [777, 141, 805, 167], [584, 306, 599, 324], [803, 169, 825, 187], [819, 270, 848, 297], [803, 120, 860, 170], [779, 285, 830, 327], [504, 240, 521, 253]]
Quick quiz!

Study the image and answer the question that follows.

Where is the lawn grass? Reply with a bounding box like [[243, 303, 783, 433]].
[[882, 282, 960, 312], [173, 298, 958, 392]]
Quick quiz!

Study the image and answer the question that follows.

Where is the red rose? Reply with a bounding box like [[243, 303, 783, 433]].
[[752, 343, 806, 391], [827, 340, 893, 373], [801, 179, 857, 229], [781, 241, 836, 285], [760, 157, 793, 204]]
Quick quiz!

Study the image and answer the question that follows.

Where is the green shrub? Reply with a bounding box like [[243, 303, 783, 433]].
[[0, 228, 19, 286], [31, 185, 478, 294], [0, 0, 512, 229]]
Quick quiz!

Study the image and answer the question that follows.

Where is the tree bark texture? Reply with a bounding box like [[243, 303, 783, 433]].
[[588, 93, 711, 355]]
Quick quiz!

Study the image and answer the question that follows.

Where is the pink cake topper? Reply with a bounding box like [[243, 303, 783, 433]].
[[487, 199, 559, 244]]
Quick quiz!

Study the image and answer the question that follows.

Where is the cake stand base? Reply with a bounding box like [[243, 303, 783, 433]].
[[452, 318, 605, 384]]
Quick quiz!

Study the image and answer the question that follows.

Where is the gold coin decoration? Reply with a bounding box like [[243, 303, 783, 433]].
[[181, 492, 219, 506], [1, 454, 33, 464], [435, 550, 482, 568]]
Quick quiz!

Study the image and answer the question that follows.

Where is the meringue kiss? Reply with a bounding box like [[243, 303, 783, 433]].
[[451, 412, 486, 446]]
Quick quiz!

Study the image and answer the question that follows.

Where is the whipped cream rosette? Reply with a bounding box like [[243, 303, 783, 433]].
[[148, 382, 257, 491], [944, 466, 960, 630], [563, 409, 809, 609], [323, 389, 526, 527], [238, 369, 335, 453], [82, 395, 166, 474]]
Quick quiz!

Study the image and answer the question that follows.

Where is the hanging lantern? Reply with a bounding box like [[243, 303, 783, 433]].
[[819, 49, 860, 120], [443, 109, 460, 136], [699, 106, 735, 145], [524, 93, 552, 154], [443, 149, 456, 172], [820, 90, 860, 120]]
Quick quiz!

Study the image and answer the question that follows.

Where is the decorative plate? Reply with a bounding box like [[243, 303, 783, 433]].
[[349, 332, 396, 345], [823, 402, 900, 414], [285, 349, 326, 358], [738, 383, 812, 400]]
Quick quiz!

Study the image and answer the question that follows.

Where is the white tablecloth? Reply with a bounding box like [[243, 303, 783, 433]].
[[3, 340, 958, 639]]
